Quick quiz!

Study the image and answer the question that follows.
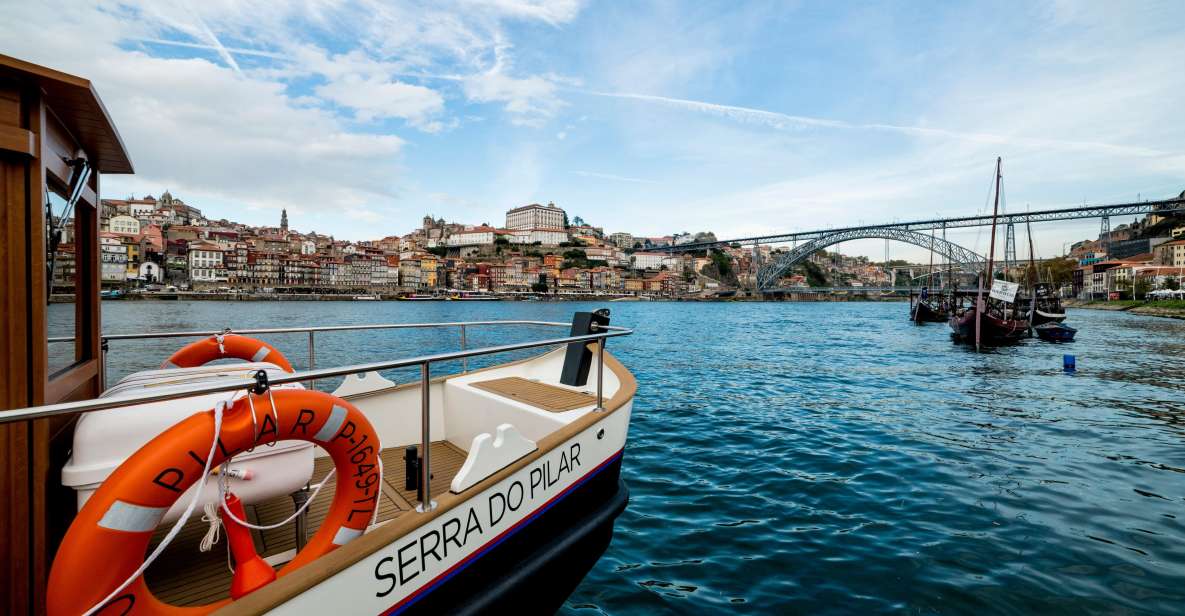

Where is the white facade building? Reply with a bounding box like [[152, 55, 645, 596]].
[[139, 261, 162, 283], [188, 241, 226, 282], [631, 252, 679, 271], [129, 202, 155, 218], [108, 215, 141, 235], [100, 235, 127, 283], [507, 228, 569, 246], [506, 202, 565, 230], [1155, 239, 1185, 266], [609, 232, 634, 249], [447, 226, 496, 246]]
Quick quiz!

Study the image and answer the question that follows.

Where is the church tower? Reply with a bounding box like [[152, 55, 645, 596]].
[[280, 208, 289, 232]]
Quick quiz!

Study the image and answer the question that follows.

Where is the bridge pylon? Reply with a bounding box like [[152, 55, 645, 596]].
[[1004, 222, 1016, 272]]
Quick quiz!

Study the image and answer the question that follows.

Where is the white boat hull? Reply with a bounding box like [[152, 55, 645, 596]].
[[266, 403, 632, 613]]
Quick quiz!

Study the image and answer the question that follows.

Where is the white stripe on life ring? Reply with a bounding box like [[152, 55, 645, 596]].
[[332, 526, 364, 546], [98, 500, 169, 533], [314, 405, 348, 443], [251, 346, 271, 363]]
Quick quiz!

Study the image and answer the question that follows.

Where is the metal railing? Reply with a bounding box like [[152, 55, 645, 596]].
[[25, 319, 633, 513]]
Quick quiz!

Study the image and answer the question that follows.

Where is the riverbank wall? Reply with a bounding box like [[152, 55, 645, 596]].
[[1066, 299, 1185, 320], [56, 291, 910, 303]]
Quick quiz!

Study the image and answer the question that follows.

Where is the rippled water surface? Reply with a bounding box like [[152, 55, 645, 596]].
[[90, 300, 1185, 614]]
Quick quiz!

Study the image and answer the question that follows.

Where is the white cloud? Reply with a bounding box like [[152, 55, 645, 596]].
[[582, 90, 1177, 159], [315, 74, 444, 125], [0, 1, 407, 237], [460, 0, 586, 25], [573, 170, 657, 184], [568, 3, 1185, 261], [0, 0, 589, 237], [459, 40, 567, 126]]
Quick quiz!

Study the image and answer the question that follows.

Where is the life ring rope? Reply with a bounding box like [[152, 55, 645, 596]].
[[49, 390, 383, 616], [80, 396, 230, 616], [163, 333, 296, 373]]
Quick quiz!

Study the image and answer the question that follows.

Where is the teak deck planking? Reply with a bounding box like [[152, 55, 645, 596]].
[[147, 441, 468, 607], [470, 376, 597, 412]]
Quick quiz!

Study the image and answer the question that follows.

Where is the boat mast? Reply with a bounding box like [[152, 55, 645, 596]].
[[976, 157, 1002, 350], [1026, 219, 1037, 335], [927, 229, 935, 290], [944, 222, 951, 296]]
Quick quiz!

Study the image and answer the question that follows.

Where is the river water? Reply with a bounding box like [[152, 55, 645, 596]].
[[86, 300, 1185, 614]]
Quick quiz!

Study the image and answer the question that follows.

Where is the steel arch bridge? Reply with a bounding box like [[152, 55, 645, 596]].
[[756, 227, 985, 291]]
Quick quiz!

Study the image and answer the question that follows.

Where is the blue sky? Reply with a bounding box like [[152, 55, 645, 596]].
[[3, 1, 1183, 260]]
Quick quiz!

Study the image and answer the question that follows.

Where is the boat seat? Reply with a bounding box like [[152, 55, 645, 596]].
[[104, 361, 288, 398], [469, 377, 596, 413]]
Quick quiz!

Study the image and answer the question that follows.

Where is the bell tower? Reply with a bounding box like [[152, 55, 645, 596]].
[[281, 208, 289, 232]]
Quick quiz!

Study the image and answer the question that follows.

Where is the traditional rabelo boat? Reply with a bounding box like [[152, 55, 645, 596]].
[[1024, 283, 1067, 326], [948, 158, 1030, 348], [909, 229, 949, 323], [0, 55, 638, 615], [1016, 220, 1068, 327], [909, 289, 948, 323]]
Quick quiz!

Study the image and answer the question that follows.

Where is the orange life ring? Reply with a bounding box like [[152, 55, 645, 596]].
[[163, 334, 295, 372], [48, 390, 382, 615]]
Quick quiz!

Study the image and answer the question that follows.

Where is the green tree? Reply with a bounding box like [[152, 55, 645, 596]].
[[1166, 276, 1180, 291], [803, 261, 828, 287], [1135, 277, 1152, 299], [709, 249, 733, 278], [531, 281, 549, 293], [1044, 257, 1077, 286]]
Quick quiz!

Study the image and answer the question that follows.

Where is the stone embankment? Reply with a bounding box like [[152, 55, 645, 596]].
[[1065, 299, 1185, 320]]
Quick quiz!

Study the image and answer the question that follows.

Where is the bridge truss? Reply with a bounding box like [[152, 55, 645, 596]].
[[755, 227, 985, 290], [668, 196, 1185, 253]]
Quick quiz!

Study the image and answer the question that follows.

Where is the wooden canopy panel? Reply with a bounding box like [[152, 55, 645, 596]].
[[0, 53, 133, 173], [470, 377, 597, 412]]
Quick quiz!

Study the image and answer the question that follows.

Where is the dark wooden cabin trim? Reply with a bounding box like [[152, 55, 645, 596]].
[[0, 55, 131, 615]]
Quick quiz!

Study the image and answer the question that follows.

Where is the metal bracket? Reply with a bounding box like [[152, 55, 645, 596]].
[[250, 369, 270, 395]]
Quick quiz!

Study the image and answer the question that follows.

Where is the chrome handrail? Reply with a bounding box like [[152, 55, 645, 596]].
[[27, 319, 631, 513], [47, 320, 630, 343], [2, 329, 629, 423]]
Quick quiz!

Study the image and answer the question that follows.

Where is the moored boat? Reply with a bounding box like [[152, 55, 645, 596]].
[[448, 292, 502, 301], [1034, 321, 1077, 342], [949, 158, 1031, 347], [1019, 283, 1066, 324], [0, 56, 639, 616], [1030, 306, 1067, 325], [910, 294, 948, 323], [42, 315, 636, 615], [949, 301, 1030, 344]]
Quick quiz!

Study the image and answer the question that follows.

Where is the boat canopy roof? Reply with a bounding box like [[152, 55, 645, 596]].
[[0, 53, 133, 173]]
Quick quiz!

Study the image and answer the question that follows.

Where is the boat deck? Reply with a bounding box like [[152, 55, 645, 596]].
[[470, 376, 597, 412], [145, 440, 468, 606]]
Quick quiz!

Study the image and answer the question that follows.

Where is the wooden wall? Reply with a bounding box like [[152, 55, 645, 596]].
[[0, 73, 103, 615]]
